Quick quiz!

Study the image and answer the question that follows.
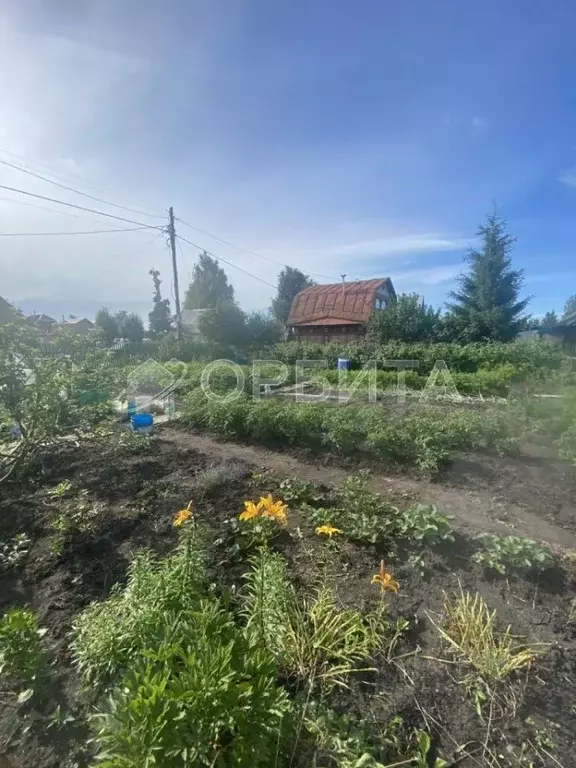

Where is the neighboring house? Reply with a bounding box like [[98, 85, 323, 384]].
[[26, 313, 57, 332], [287, 278, 396, 343], [519, 310, 576, 347], [541, 310, 576, 346], [181, 309, 207, 337], [59, 317, 96, 334]]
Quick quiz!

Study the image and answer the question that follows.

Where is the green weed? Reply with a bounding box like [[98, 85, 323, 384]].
[[71, 524, 207, 687], [0, 608, 48, 692], [90, 602, 291, 768], [436, 588, 539, 682], [241, 546, 396, 689], [472, 534, 554, 576]]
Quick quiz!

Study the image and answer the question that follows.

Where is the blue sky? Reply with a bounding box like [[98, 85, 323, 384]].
[[2, 0, 576, 319]]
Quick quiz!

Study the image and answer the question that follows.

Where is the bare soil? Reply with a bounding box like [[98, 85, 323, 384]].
[[164, 425, 576, 553], [0, 428, 575, 767]]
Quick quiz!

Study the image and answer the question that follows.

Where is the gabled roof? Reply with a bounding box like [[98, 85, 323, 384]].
[[288, 278, 395, 326], [26, 313, 57, 327], [62, 317, 94, 327]]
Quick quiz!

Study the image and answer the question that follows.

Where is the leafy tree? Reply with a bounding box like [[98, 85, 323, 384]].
[[184, 252, 234, 310], [271, 267, 314, 326], [95, 307, 119, 346], [447, 212, 529, 341], [118, 313, 145, 343], [367, 293, 441, 342], [115, 310, 128, 328], [0, 296, 19, 325], [148, 268, 172, 335], [541, 310, 559, 327], [563, 294, 576, 318], [0, 324, 117, 484], [198, 302, 247, 347], [245, 312, 283, 347]]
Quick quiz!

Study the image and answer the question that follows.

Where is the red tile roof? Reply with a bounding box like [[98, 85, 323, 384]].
[[288, 278, 394, 326]]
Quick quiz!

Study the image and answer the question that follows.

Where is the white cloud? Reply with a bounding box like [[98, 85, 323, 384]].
[[0, 6, 472, 318]]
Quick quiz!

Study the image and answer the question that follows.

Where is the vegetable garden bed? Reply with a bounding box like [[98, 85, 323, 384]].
[[0, 430, 575, 767]]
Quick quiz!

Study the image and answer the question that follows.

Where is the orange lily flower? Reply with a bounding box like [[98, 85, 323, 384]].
[[173, 502, 193, 527], [371, 560, 399, 593]]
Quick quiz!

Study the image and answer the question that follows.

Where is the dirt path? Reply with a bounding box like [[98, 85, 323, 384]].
[[161, 427, 576, 553]]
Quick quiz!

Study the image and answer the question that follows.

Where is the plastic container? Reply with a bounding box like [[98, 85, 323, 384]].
[[131, 412, 154, 434], [337, 358, 351, 371]]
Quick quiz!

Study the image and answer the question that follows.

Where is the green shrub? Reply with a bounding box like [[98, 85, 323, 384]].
[[71, 528, 207, 687], [301, 473, 397, 545], [0, 608, 48, 688], [321, 364, 517, 398], [472, 534, 554, 575], [90, 602, 291, 768], [267, 340, 565, 377], [396, 504, 454, 546], [277, 477, 325, 505], [182, 392, 516, 474]]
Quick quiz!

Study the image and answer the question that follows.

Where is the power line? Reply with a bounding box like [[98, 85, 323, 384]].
[[0, 194, 140, 228], [0, 156, 164, 220], [176, 216, 335, 280], [177, 234, 277, 289], [0, 149, 165, 219], [0, 226, 150, 237], [0, 183, 164, 230]]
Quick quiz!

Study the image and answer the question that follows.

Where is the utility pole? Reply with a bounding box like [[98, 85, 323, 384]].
[[168, 206, 183, 340]]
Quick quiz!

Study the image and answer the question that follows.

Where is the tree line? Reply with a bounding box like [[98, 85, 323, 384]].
[[181, 211, 576, 346], [94, 268, 173, 345], [4, 210, 574, 347]]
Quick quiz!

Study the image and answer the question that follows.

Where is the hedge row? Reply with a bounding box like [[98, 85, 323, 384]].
[[171, 361, 526, 399], [181, 391, 515, 474], [320, 364, 517, 397], [265, 341, 565, 376]]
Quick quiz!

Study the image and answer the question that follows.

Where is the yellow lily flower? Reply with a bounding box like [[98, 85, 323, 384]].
[[315, 523, 343, 538], [173, 502, 193, 528], [239, 499, 263, 522], [259, 495, 288, 525]]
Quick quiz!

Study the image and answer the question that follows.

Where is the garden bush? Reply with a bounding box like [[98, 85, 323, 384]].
[[267, 340, 565, 377], [182, 392, 515, 474], [90, 601, 290, 768], [72, 527, 207, 687]]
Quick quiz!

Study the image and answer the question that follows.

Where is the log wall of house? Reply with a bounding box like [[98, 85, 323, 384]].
[[293, 325, 365, 343]]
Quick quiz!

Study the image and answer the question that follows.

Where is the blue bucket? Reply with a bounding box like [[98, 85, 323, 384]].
[[337, 358, 351, 371], [131, 412, 154, 434]]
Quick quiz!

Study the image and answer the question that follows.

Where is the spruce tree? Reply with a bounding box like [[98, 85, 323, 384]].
[[448, 212, 529, 341]]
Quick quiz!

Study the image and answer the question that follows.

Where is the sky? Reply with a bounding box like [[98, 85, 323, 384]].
[[1, 0, 576, 321]]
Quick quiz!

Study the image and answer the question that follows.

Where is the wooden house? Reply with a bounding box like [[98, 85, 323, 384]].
[[287, 278, 396, 343]]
